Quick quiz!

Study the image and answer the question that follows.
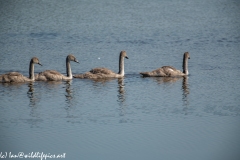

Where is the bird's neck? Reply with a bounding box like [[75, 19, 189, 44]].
[[182, 56, 189, 75], [118, 55, 124, 76], [66, 58, 72, 78], [29, 61, 35, 80]]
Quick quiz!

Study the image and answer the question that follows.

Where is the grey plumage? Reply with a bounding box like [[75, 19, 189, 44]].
[[140, 52, 190, 77], [0, 57, 42, 83], [35, 54, 79, 81], [74, 51, 129, 79]]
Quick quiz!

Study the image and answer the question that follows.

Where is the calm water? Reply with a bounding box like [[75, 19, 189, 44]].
[[1, 0, 240, 160]]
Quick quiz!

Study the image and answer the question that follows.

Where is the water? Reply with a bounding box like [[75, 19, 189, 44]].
[[0, 0, 240, 159]]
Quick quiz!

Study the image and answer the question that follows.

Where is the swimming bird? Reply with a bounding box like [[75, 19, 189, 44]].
[[140, 52, 190, 77], [0, 57, 42, 83], [74, 51, 129, 79], [35, 54, 79, 81]]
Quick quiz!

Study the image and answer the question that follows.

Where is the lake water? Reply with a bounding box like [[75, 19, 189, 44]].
[[0, 0, 240, 160]]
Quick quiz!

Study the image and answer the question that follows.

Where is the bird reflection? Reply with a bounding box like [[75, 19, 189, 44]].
[[84, 77, 127, 120], [65, 80, 73, 107], [146, 76, 190, 114], [27, 82, 38, 108], [152, 76, 182, 84], [85, 77, 117, 91], [27, 82, 42, 120], [117, 78, 126, 104], [117, 78, 127, 122], [44, 80, 63, 86], [182, 76, 190, 107], [0, 81, 25, 87], [92, 78, 116, 83]]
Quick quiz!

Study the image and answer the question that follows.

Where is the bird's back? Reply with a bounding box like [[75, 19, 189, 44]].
[[74, 67, 118, 79], [140, 66, 184, 77], [35, 70, 64, 81], [0, 72, 30, 83]]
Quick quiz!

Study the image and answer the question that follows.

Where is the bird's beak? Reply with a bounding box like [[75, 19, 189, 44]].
[[38, 62, 42, 66], [125, 56, 129, 59], [75, 59, 79, 63]]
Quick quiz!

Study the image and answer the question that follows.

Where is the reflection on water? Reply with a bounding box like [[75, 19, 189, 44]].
[[117, 78, 125, 104], [90, 78, 117, 84], [26, 82, 43, 127], [182, 76, 190, 115], [65, 80, 73, 106], [151, 76, 182, 84], [143, 76, 191, 115], [117, 78, 127, 122], [0, 81, 28, 92], [63, 80, 77, 118], [42, 80, 63, 87], [182, 76, 189, 106], [27, 82, 37, 108]]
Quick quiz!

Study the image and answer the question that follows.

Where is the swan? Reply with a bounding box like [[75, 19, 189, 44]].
[[35, 54, 79, 81], [0, 57, 42, 83], [74, 51, 129, 79], [140, 52, 190, 77]]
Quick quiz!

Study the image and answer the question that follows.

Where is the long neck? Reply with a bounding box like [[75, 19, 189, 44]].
[[29, 60, 35, 80], [66, 58, 72, 78], [118, 55, 124, 76], [182, 55, 189, 75]]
